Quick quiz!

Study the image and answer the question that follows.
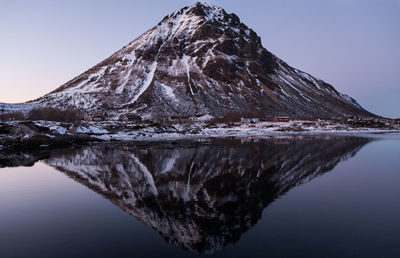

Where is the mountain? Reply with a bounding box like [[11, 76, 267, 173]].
[[28, 2, 372, 119], [45, 137, 370, 254]]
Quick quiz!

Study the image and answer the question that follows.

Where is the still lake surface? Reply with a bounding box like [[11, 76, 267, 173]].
[[0, 135, 399, 258]]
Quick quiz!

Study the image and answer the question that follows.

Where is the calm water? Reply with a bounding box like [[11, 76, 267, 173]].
[[0, 136, 399, 258]]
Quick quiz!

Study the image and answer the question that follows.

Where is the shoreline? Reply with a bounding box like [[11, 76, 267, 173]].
[[1, 120, 399, 151], [1, 120, 399, 168]]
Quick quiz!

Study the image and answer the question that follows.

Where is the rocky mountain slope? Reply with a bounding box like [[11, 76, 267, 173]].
[[24, 2, 373, 119], [45, 137, 370, 254]]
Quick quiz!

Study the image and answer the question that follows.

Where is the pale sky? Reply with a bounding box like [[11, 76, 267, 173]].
[[0, 0, 399, 117]]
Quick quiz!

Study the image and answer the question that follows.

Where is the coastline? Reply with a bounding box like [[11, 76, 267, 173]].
[[1, 119, 399, 168], [1, 119, 399, 149]]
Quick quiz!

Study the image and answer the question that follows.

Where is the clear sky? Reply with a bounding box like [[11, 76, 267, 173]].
[[1, 0, 399, 118]]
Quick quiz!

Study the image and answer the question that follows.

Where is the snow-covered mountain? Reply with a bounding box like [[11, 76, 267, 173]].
[[18, 2, 373, 118], [45, 137, 370, 254]]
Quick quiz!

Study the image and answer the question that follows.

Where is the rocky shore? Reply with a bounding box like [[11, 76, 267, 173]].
[[1, 119, 399, 168], [1, 119, 399, 151]]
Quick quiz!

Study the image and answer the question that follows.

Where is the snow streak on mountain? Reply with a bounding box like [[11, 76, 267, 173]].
[[31, 2, 372, 119]]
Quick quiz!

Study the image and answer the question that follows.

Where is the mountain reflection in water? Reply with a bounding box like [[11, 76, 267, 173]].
[[44, 137, 370, 254]]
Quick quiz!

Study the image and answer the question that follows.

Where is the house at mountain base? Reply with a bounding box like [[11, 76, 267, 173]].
[[274, 116, 290, 122]]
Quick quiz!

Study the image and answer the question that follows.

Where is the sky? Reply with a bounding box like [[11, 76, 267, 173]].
[[0, 0, 399, 118]]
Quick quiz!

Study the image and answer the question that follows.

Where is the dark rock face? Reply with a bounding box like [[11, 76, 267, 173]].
[[0, 122, 98, 166], [45, 137, 370, 254], [0, 151, 49, 168], [33, 2, 373, 119]]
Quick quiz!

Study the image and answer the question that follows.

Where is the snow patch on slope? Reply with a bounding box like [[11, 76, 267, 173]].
[[159, 83, 177, 101], [130, 62, 158, 104]]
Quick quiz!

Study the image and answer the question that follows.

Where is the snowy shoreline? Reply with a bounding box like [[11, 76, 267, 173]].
[[1, 120, 399, 168], [90, 123, 400, 142], [1, 120, 399, 148]]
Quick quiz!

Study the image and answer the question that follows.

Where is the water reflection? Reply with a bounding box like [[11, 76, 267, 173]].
[[43, 137, 370, 254]]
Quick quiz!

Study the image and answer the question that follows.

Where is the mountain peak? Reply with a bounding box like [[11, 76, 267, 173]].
[[160, 2, 239, 30], [34, 3, 373, 119], [185, 2, 226, 19]]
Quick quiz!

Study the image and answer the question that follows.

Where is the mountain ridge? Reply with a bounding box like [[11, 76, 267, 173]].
[[11, 2, 374, 119]]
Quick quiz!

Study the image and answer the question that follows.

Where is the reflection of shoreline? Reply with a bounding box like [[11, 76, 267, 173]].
[[0, 135, 356, 168], [43, 137, 371, 254], [1, 119, 397, 155]]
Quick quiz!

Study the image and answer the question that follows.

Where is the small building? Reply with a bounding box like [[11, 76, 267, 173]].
[[121, 114, 142, 122], [92, 115, 107, 122], [84, 115, 107, 122], [241, 117, 260, 123], [190, 114, 213, 122], [274, 116, 290, 122]]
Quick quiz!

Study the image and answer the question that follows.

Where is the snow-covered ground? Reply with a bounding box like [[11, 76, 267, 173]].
[[57, 120, 400, 141], [1, 120, 399, 147]]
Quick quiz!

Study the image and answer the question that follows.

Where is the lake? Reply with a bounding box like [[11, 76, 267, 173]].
[[0, 135, 399, 258]]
